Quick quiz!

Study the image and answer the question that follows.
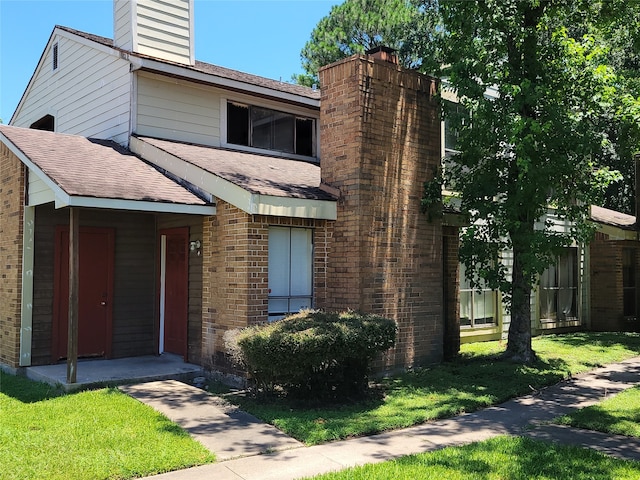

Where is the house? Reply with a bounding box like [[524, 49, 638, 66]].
[[1, 0, 635, 384], [0, 0, 457, 382]]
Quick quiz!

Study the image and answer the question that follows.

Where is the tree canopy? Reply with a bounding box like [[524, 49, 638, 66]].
[[437, 0, 638, 362], [301, 0, 640, 363], [293, 0, 439, 86]]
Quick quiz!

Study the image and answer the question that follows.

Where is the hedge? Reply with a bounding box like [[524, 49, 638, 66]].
[[226, 310, 397, 400]]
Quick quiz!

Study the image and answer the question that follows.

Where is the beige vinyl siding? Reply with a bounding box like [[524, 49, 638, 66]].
[[136, 72, 221, 146], [12, 34, 131, 145], [28, 172, 54, 206], [136, 0, 193, 65], [114, 0, 134, 51]]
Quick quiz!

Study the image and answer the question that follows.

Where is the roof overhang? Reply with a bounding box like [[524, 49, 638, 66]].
[[131, 57, 320, 109], [130, 136, 336, 220], [0, 130, 214, 215]]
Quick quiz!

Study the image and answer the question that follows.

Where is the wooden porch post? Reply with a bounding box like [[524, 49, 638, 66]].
[[66, 207, 79, 384]]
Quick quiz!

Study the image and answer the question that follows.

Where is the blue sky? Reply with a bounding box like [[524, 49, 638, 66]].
[[0, 0, 340, 122]]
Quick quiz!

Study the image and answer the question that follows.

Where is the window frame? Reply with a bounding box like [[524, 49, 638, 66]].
[[459, 262, 499, 329], [623, 248, 636, 319], [538, 247, 579, 324], [221, 97, 318, 162], [267, 226, 314, 321]]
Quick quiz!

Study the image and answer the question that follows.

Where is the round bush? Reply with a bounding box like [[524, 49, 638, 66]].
[[230, 310, 396, 400]]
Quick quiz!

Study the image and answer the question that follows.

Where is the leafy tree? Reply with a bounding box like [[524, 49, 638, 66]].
[[437, 0, 635, 362], [591, 2, 640, 214], [293, 0, 440, 86]]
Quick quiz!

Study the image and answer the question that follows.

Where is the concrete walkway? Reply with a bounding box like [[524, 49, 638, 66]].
[[121, 381, 302, 460], [129, 357, 640, 480]]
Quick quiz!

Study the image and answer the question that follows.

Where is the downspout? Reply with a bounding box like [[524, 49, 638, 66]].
[[19, 166, 34, 367]]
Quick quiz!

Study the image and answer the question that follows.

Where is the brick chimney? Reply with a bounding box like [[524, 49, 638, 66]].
[[113, 0, 195, 66], [319, 54, 444, 369], [365, 46, 398, 65]]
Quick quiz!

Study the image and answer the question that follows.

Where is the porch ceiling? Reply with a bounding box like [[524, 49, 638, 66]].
[[0, 125, 215, 215]]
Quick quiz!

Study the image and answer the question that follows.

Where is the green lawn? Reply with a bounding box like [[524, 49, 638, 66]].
[[556, 385, 640, 438], [231, 332, 640, 444], [0, 372, 215, 480], [305, 436, 640, 480]]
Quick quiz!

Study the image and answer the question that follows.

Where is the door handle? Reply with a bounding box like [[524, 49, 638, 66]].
[[100, 301, 107, 306]]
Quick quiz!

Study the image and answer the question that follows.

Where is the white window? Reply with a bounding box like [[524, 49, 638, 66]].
[[539, 248, 578, 322], [459, 263, 498, 328], [268, 227, 313, 321]]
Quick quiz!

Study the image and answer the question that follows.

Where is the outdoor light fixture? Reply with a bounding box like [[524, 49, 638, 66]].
[[190, 240, 201, 255]]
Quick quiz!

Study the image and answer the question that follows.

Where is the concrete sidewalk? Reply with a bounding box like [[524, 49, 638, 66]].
[[121, 381, 302, 460], [133, 357, 640, 480]]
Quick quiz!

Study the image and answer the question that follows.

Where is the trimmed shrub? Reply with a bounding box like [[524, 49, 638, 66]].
[[228, 310, 396, 400]]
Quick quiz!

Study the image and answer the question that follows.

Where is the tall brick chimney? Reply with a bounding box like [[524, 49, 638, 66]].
[[319, 52, 444, 369]]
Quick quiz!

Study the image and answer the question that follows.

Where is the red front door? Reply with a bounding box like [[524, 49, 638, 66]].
[[161, 228, 189, 357], [53, 227, 114, 361]]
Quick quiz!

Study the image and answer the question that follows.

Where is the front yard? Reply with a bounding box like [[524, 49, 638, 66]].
[[0, 373, 214, 480], [1, 332, 639, 479], [232, 332, 640, 444]]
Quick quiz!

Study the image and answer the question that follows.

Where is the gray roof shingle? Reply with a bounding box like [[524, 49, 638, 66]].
[[135, 136, 335, 201], [57, 26, 320, 102], [0, 125, 208, 206], [591, 205, 636, 230]]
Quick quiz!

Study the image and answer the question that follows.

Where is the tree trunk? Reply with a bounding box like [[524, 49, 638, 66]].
[[504, 245, 537, 363]]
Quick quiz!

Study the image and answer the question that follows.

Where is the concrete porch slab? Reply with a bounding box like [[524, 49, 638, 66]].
[[24, 353, 202, 392]]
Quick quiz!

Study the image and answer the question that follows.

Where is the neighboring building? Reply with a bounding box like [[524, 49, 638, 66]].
[[0, 0, 455, 379], [443, 100, 640, 344]]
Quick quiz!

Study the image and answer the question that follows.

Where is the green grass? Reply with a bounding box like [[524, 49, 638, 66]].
[[0, 372, 215, 480], [231, 332, 640, 445], [556, 385, 640, 437], [305, 436, 640, 480]]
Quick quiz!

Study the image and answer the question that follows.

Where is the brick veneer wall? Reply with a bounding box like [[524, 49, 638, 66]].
[[590, 232, 640, 332], [319, 55, 444, 369], [201, 200, 331, 375], [0, 144, 25, 367]]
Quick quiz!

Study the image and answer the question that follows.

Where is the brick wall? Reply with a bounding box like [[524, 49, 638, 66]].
[[590, 232, 640, 331], [201, 200, 331, 374], [0, 144, 25, 367], [319, 55, 444, 369]]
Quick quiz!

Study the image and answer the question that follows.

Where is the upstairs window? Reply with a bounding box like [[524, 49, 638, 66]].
[[227, 102, 315, 157]]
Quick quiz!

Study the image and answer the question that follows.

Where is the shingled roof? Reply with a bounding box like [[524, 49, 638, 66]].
[[0, 125, 209, 207], [134, 136, 335, 201], [590, 205, 636, 231], [57, 26, 320, 101]]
